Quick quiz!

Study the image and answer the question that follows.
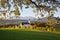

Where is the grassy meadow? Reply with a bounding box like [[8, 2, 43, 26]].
[[0, 29, 60, 40]]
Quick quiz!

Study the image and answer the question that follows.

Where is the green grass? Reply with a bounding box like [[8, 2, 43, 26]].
[[0, 29, 60, 40]]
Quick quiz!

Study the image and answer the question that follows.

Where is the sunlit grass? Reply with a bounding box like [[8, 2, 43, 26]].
[[0, 28, 60, 34], [0, 28, 41, 32]]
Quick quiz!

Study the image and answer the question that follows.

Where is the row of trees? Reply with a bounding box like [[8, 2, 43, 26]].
[[34, 20, 56, 27]]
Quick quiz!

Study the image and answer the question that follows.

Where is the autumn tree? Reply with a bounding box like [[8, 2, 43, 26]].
[[56, 17, 60, 23], [0, 0, 60, 16]]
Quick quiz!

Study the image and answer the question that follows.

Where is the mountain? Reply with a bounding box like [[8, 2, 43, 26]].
[[0, 17, 57, 26]]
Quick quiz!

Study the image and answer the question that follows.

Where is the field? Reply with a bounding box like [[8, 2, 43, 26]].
[[0, 29, 60, 40]]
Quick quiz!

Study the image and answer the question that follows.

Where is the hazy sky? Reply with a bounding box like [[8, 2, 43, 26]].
[[20, 6, 60, 18], [18, 5, 60, 18], [54, 8, 60, 17], [20, 6, 35, 17]]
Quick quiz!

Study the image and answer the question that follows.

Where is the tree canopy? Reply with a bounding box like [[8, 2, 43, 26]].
[[0, 0, 60, 18]]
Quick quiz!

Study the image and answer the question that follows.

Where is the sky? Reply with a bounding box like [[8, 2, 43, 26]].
[[54, 8, 60, 17], [19, 5, 60, 18], [20, 6, 36, 17]]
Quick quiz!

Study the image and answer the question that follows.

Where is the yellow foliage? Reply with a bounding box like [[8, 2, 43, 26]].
[[29, 25, 33, 29], [1, 0, 5, 8], [47, 28, 50, 32], [17, 23, 23, 29]]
